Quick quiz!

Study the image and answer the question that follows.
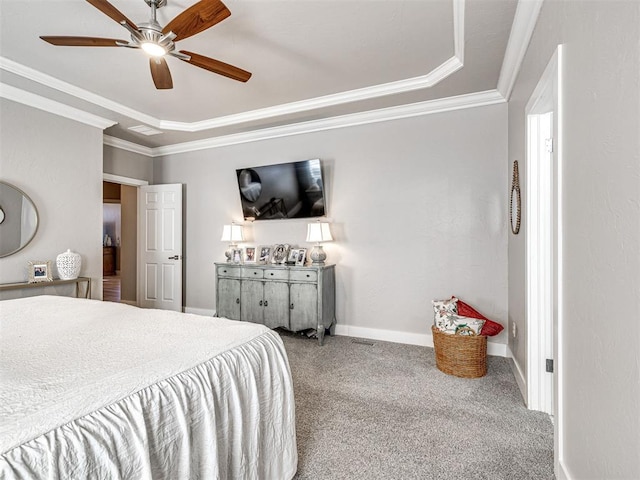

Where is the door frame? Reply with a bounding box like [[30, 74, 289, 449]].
[[103, 173, 149, 188], [524, 45, 564, 476]]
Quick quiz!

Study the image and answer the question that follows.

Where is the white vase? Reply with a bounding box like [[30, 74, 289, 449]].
[[56, 249, 82, 280]]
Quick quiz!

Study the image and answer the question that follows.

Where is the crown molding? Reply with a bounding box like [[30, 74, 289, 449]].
[[0, 82, 116, 129], [103, 135, 154, 157], [160, 55, 465, 133], [497, 0, 544, 100], [151, 89, 505, 157], [0, 57, 158, 127], [0, 0, 465, 134], [453, 0, 465, 63]]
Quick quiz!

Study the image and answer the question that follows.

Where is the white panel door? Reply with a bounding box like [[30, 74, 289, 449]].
[[138, 184, 183, 311]]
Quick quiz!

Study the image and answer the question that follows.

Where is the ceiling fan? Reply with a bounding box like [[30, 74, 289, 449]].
[[40, 0, 251, 89]]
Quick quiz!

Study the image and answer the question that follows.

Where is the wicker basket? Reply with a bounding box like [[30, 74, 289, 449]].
[[431, 325, 487, 378]]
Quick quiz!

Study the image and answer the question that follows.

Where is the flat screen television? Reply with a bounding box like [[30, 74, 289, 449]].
[[236, 159, 326, 221]]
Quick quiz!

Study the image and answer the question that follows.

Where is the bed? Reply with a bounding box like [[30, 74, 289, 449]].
[[0, 296, 297, 479]]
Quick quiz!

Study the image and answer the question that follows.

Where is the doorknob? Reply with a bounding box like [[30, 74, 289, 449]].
[[168, 255, 181, 260]]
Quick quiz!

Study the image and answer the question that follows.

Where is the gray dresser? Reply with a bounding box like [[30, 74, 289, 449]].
[[215, 262, 336, 345]]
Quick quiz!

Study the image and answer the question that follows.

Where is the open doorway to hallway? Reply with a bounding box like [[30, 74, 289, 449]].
[[102, 180, 138, 304], [525, 45, 563, 476]]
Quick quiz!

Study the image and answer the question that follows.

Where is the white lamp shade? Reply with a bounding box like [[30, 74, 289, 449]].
[[221, 224, 245, 242], [306, 222, 333, 243]]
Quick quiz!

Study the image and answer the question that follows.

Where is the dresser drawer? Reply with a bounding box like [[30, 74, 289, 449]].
[[217, 265, 241, 278], [290, 269, 318, 282], [264, 269, 289, 280], [242, 268, 264, 279]]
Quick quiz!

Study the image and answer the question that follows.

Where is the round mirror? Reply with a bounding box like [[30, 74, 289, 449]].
[[510, 161, 521, 235], [238, 168, 262, 202], [0, 181, 39, 257]]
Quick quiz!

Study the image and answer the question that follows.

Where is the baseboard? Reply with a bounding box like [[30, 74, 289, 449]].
[[184, 307, 215, 317], [556, 460, 572, 480], [120, 299, 137, 307], [334, 324, 508, 357], [177, 314, 510, 357], [507, 345, 527, 404]]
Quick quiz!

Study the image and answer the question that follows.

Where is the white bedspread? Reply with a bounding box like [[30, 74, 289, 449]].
[[0, 296, 297, 479]]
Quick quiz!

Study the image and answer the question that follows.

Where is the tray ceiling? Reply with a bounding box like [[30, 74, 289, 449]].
[[0, 0, 519, 149]]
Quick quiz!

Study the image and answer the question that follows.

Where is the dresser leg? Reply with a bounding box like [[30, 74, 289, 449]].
[[328, 320, 336, 336], [317, 326, 325, 346]]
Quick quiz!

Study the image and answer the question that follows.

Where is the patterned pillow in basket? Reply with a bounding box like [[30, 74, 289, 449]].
[[441, 314, 485, 336], [432, 297, 458, 330]]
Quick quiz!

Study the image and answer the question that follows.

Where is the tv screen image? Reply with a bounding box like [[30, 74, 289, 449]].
[[236, 159, 326, 220]]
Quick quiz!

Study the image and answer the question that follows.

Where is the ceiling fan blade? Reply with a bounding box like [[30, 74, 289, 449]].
[[179, 50, 251, 82], [163, 0, 231, 42], [86, 0, 138, 31], [40, 36, 126, 47], [149, 57, 173, 89]]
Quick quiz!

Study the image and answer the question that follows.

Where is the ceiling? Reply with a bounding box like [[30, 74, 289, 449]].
[[0, 0, 521, 151]]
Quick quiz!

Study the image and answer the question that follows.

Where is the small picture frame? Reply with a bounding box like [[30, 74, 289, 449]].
[[28, 260, 53, 283], [296, 248, 307, 266], [244, 246, 257, 263], [271, 244, 289, 264], [287, 248, 300, 264], [257, 245, 272, 264], [231, 248, 243, 264]]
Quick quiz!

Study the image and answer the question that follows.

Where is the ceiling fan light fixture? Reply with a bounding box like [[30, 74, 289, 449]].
[[40, 0, 251, 88], [141, 41, 166, 57]]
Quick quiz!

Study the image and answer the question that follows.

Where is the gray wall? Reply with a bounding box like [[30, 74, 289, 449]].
[[103, 145, 154, 183], [154, 103, 509, 346], [508, 1, 639, 478], [0, 99, 103, 299]]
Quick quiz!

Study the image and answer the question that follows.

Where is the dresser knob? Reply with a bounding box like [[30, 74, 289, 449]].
[[264, 300, 268, 307], [236, 298, 239, 304], [290, 303, 294, 309], [259, 300, 263, 306], [306, 274, 310, 278]]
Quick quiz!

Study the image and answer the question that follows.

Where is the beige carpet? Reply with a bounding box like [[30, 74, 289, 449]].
[[279, 331, 554, 480]]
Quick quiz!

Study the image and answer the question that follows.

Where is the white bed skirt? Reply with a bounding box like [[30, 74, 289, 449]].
[[0, 296, 297, 479]]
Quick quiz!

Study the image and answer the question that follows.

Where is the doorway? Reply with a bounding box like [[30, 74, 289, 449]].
[[102, 174, 149, 305], [102, 194, 121, 302], [525, 46, 563, 471]]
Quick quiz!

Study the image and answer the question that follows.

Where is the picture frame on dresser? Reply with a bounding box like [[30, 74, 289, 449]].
[[244, 246, 256, 263], [258, 245, 271, 264], [296, 248, 307, 266], [271, 244, 289, 264], [287, 248, 300, 264], [28, 260, 53, 283], [231, 248, 243, 264]]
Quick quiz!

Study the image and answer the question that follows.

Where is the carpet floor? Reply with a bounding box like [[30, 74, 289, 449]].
[[279, 331, 554, 480]]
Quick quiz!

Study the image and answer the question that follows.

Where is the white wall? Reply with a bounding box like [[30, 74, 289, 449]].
[[0, 99, 104, 299], [154, 103, 509, 348], [508, 1, 640, 478]]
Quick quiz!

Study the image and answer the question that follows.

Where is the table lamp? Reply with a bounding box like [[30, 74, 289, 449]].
[[221, 223, 244, 262], [306, 222, 333, 265]]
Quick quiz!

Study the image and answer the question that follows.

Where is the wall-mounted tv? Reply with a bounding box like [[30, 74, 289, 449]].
[[236, 159, 326, 221]]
